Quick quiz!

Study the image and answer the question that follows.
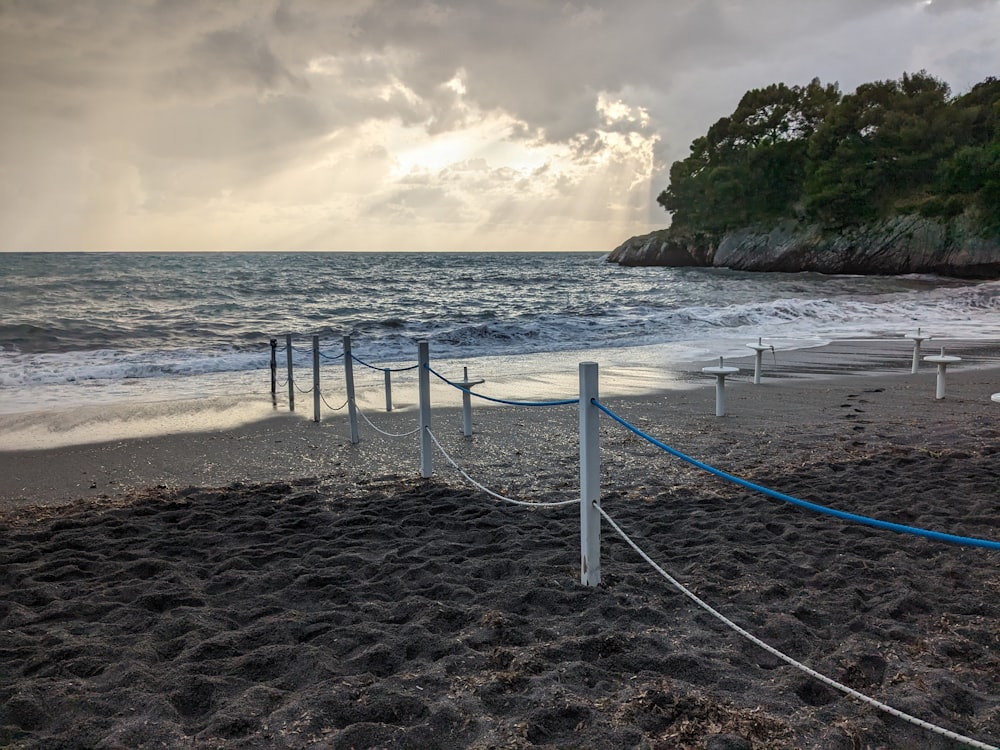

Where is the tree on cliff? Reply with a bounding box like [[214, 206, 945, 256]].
[[804, 72, 954, 226], [658, 72, 1000, 233], [933, 77, 1000, 229], [659, 79, 839, 232]]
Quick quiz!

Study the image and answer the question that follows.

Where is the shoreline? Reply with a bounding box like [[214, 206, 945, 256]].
[[4, 335, 1000, 448], [3, 338, 999, 512]]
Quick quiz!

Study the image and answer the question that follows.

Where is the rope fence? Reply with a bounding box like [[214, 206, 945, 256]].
[[426, 426, 577, 508], [265, 337, 999, 749], [595, 505, 997, 750], [271, 336, 1000, 552], [271, 334, 427, 438], [592, 399, 1000, 551], [291, 378, 314, 394], [289, 343, 343, 359], [320, 392, 349, 412], [357, 405, 421, 438], [275, 333, 582, 444], [427, 365, 578, 407], [351, 352, 419, 373]]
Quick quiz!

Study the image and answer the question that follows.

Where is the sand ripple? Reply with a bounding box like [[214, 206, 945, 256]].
[[2, 443, 1000, 748]]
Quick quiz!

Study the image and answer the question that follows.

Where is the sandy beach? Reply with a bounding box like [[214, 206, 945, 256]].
[[3, 340, 1000, 748]]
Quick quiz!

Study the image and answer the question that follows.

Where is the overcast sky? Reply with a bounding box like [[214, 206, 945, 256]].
[[1, 0, 998, 253]]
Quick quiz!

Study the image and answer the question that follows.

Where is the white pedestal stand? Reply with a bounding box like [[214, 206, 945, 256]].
[[745, 337, 771, 385], [924, 349, 961, 400], [906, 328, 930, 374], [702, 358, 740, 417]]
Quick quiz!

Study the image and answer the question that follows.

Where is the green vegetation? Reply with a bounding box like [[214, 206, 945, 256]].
[[658, 72, 1000, 233]]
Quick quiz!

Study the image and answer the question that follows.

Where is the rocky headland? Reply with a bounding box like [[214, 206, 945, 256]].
[[608, 215, 1000, 279]]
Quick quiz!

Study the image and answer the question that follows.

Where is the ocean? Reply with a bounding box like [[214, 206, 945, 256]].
[[2, 251, 999, 444]]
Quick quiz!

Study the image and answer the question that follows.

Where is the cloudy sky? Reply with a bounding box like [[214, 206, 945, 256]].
[[1, 0, 998, 253]]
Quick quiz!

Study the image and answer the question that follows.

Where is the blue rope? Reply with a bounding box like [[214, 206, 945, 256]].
[[426, 365, 579, 407], [593, 399, 1000, 551], [351, 353, 419, 372], [319, 350, 345, 361]]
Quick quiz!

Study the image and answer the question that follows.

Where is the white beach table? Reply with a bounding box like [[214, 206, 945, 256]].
[[702, 358, 740, 416], [745, 338, 771, 384], [924, 349, 961, 400], [905, 328, 930, 374]]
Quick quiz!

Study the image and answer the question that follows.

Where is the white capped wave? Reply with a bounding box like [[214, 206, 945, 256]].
[[5, 283, 998, 391], [0, 347, 268, 388], [2, 253, 999, 415]]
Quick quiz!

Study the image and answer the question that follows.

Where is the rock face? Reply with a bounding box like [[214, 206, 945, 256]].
[[608, 215, 1000, 279]]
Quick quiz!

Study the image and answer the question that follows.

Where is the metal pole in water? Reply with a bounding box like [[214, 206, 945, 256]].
[[270, 338, 277, 404], [384, 369, 393, 412], [579, 362, 601, 587], [343, 336, 360, 443], [285, 334, 295, 412], [312, 335, 321, 423], [418, 341, 432, 478]]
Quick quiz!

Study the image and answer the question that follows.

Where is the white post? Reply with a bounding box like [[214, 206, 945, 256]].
[[270, 338, 277, 404], [418, 341, 432, 478], [312, 335, 321, 423], [936, 364, 947, 400], [285, 334, 295, 412], [384, 369, 393, 412], [343, 336, 360, 444], [579, 362, 600, 587], [462, 366, 473, 437]]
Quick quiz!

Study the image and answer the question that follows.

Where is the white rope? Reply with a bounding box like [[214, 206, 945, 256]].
[[597, 505, 998, 750], [425, 427, 577, 509], [357, 405, 421, 437]]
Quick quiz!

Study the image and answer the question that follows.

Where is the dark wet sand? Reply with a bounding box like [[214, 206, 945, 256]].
[[2, 341, 1000, 748]]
